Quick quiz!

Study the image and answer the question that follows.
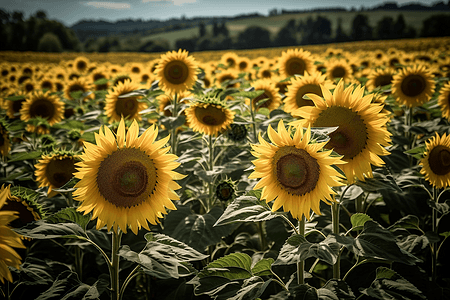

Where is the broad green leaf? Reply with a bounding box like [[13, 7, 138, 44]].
[[275, 235, 340, 266], [229, 277, 274, 300], [163, 205, 234, 252], [160, 115, 186, 130], [388, 215, 420, 230], [230, 90, 264, 99], [144, 233, 208, 262], [351, 213, 373, 231], [52, 177, 79, 193], [199, 252, 252, 280], [35, 270, 88, 300], [428, 199, 450, 216], [355, 173, 401, 192], [360, 267, 426, 300], [440, 231, 450, 238], [320, 279, 355, 300], [93, 78, 109, 85], [214, 196, 281, 226], [8, 150, 43, 162], [16, 220, 86, 239], [46, 207, 91, 231], [404, 145, 427, 160], [251, 258, 274, 277], [189, 276, 241, 298]]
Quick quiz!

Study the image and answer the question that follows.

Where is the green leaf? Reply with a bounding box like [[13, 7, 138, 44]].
[[360, 267, 427, 300], [251, 258, 274, 277], [351, 213, 373, 231], [51, 177, 79, 193], [404, 145, 427, 160], [45, 207, 91, 231], [189, 276, 241, 298], [214, 196, 281, 226], [16, 220, 86, 239], [163, 205, 234, 252], [230, 90, 265, 99], [355, 173, 402, 193], [35, 270, 93, 300], [160, 115, 186, 130], [388, 215, 421, 230], [428, 199, 450, 216], [198, 253, 252, 280], [320, 279, 355, 300], [275, 235, 340, 266], [8, 150, 43, 162], [144, 233, 208, 262], [93, 78, 109, 85], [229, 277, 274, 300], [440, 231, 450, 238]]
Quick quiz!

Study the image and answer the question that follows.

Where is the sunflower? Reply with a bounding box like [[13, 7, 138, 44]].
[[237, 57, 251, 73], [5, 91, 28, 119], [292, 80, 391, 184], [283, 71, 335, 115], [249, 120, 345, 220], [90, 67, 110, 91], [438, 81, 450, 120], [0, 185, 25, 284], [325, 58, 354, 82], [157, 90, 192, 117], [365, 68, 396, 91], [73, 118, 185, 234], [420, 133, 450, 189], [1, 187, 44, 229], [278, 48, 315, 78], [64, 77, 94, 101], [258, 65, 274, 79], [155, 49, 198, 94], [105, 79, 147, 123], [0, 119, 11, 157], [220, 52, 240, 69], [391, 65, 436, 107], [215, 69, 240, 89], [38, 76, 56, 92], [249, 79, 281, 111], [185, 92, 235, 136], [73, 56, 90, 74], [21, 79, 37, 94], [127, 62, 144, 75], [20, 91, 64, 126], [35, 151, 79, 195]]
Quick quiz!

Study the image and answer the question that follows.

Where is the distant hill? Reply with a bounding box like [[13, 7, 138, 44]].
[[70, 1, 449, 42]]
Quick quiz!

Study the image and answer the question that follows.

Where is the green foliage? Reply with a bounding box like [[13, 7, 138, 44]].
[[37, 32, 63, 52]]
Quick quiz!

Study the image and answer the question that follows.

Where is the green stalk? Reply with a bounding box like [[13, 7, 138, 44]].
[[257, 221, 267, 250], [332, 200, 341, 279], [207, 134, 214, 212], [171, 93, 178, 155], [249, 100, 258, 144], [119, 265, 140, 300], [431, 186, 439, 283], [297, 216, 305, 285], [110, 230, 122, 300]]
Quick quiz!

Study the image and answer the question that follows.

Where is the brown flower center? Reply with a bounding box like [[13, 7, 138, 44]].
[[313, 106, 368, 159], [115, 96, 139, 119], [374, 75, 393, 87], [401, 74, 426, 97], [253, 91, 272, 109], [97, 148, 156, 208], [45, 157, 77, 188], [30, 99, 56, 119], [164, 60, 189, 85], [428, 145, 450, 176], [286, 58, 306, 76], [195, 105, 226, 126], [295, 84, 322, 108], [274, 147, 320, 195], [331, 66, 346, 79]]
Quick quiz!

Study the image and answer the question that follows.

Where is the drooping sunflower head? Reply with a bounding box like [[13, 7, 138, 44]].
[[0, 118, 11, 157], [391, 64, 436, 107], [215, 179, 237, 202], [283, 71, 335, 115], [105, 79, 148, 123], [249, 120, 345, 220], [420, 133, 450, 189], [278, 48, 315, 78], [35, 150, 80, 195], [73, 118, 186, 234], [438, 81, 450, 121], [292, 79, 391, 184], [20, 90, 64, 126], [325, 58, 354, 83], [185, 91, 235, 136], [249, 79, 281, 111], [64, 77, 94, 101], [0, 184, 25, 284], [365, 68, 396, 91], [155, 49, 198, 94], [227, 123, 248, 143], [1, 186, 44, 229]]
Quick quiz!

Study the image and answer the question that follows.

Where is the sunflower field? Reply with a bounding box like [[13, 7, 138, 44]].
[[1, 36, 450, 300]]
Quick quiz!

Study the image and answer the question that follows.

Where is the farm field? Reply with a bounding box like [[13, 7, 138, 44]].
[[0, 36, 450, 299], [139, 10, 450, 48]]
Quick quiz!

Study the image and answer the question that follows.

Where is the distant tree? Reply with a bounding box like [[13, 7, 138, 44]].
[[269, 8, 278, 16], [0, 9, 10, 24], [393, 14, 406, 38], [35, 10, 47, 19], [199, 21, 206, 37], [236, 26, 271, 49], [219, 22, 229, 37], [313, 16, 332, 42], [37, 32, 63, 52], [376, 16, 394, 39], [274, 19, 297, 46], [404, 26, 417, 38], [351, 14, 372, 41], [11, 11, 25, 50], [421, 14, 450, 37], [335, 17, 349, 42], [212, 19, 219, 36], [175, 37, 196, 52]]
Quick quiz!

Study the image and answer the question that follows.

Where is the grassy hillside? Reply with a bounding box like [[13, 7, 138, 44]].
[[140, 10, 450, 49]]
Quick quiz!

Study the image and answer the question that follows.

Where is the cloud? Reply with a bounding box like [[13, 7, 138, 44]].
[[84, 2, 131, 9], [142, 0, 196, 6]]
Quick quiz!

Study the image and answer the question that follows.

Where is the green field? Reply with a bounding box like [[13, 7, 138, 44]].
[[140, 10, 450, 49]]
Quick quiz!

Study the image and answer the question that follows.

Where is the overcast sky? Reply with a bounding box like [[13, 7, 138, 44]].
[[0, 0, 438, 27]]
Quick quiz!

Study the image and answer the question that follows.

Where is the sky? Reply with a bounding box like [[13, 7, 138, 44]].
[[0, 0, 439, 27]]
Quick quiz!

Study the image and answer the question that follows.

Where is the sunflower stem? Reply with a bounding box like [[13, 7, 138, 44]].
[[208, 134, 214, 212], [249, 100, 258, 143], [431, 186, 439, 284], [297, 216, 305, 285], [119, 265, 140, 300], [171, 93, 178, 155], [332, 200, 341, 279], [110, 230, 122, 300]]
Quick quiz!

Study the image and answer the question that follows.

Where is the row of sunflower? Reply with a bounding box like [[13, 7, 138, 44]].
[[0, 39, 449, 299]]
